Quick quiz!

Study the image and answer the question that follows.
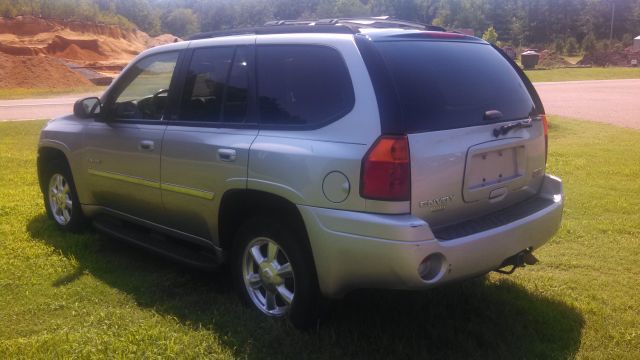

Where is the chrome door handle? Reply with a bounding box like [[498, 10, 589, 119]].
[[139, 140, 155, 151], [217, 148, 237, 162]]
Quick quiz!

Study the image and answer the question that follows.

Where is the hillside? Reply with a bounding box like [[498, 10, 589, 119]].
[[0, 16, 179, 89]]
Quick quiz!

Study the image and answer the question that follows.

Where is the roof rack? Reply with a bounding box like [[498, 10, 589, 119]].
[[314, 17, 447, 32], [188, 24, 355, 40], [188, 17, 447, 41]]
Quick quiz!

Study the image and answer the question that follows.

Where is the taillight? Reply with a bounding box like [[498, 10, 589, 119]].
[[360, 135, 410, 201], [541, 114, 548, 164]]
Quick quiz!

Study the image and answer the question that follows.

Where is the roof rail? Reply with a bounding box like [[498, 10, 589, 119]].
[[188, 17, 447, 41], [313, 17, 446, 32], [188, 24, 355, 40]]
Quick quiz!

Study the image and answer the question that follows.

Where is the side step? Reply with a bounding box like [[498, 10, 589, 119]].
[[93, 216, 223, 271]]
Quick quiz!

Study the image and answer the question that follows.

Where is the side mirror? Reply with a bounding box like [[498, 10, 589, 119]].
[[73, 97, 102, 119]]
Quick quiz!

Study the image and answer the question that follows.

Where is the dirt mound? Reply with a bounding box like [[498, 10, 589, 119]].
[[0, 16, 150, 62], [538, 50, 572, 68], [44, 35, 107, 61], [0, 53, 93, 88], [0, 16, 180, 89], [579, 47, 640, 67], [147, 34, 182, 48], [0, 42, 43, 56], [0, 16, 62, 36]]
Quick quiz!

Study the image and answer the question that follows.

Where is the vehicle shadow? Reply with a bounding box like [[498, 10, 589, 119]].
[[27, 214, 583, 359]]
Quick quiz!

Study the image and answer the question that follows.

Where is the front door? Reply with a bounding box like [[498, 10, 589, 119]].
[[84, 50, 180, 223], [160, 43, 258, 242]]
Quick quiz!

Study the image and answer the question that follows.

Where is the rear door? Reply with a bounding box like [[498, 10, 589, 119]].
[[374, 39, 546, 227], [160, 43, 257, 242]]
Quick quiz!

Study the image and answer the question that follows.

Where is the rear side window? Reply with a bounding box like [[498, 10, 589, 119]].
[[375, 41, 535, 132], [257, 45, 354, 127]]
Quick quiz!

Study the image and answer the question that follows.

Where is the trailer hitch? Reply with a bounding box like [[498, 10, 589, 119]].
[[494, 250, 539, 275]]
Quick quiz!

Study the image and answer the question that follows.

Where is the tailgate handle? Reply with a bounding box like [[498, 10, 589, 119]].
[[489, 187, 508, 200]]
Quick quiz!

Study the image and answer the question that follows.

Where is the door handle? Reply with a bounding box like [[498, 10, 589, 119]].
[[217, 148, 237, 162], [139, 140, 155, 151]]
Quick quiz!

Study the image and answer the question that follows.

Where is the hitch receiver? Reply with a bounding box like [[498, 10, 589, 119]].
[[494, 249, 539, 275]]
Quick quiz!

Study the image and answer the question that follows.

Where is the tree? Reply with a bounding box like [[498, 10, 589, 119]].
[[162, 8, 199, 37], [482, 25, 498, 44], [554, 38, 565, 54], [316, 0, 369, 18], [582, 33, 597, 53], [564, 36, 580, 55]]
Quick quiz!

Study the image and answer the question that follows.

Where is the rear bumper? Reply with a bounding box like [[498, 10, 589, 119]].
[[299, 174, 563, 298]]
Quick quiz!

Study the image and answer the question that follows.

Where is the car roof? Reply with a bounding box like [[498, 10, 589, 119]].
[[186, 17, 483, 44]]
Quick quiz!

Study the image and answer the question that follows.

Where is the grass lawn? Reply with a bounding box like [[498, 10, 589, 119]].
[[525, 66, 640, 82], [1, 117, 639, 359], [0, 86, 104, 100]]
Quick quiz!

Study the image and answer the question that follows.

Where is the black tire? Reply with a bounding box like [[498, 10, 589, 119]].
[[232, 216, 323, 330], [42, 158, 87, 232]]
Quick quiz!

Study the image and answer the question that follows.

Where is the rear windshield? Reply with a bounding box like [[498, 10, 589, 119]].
[[375, 41, 535, 132]]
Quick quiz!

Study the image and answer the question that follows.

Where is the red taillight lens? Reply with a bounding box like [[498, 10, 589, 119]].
[[360, 135, 411, 201]]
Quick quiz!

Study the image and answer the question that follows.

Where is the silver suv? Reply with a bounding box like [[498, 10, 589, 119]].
[[37, 19, 563, 329]]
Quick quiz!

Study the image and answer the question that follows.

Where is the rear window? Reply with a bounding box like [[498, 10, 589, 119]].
[[257, 45, 354, 127], [375, 41, 535, 132]]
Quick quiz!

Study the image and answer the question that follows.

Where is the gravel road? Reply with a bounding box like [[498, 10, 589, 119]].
[[534, 79, 640, 129], [0, 92, 100, 121], [1, 79, 638, 128]]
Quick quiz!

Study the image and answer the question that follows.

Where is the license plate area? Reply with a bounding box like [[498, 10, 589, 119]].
[[463, 140, 528, 203], [467, 148, 521, 189]]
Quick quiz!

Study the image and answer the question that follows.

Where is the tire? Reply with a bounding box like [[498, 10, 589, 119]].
[[232, 216, 322, 330], [42, 159, 87, 232]]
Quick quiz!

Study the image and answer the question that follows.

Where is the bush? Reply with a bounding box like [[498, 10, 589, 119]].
[[553, 38, 565, 55], [582, 33, 597, 54], [621, 34, 633, 47], [598, 40, 611, 52], [564, 37, 579, 56], [482, 26, 498, 44]]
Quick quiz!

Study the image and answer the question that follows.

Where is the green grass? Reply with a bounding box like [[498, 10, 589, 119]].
[[526, 66, 640, 82], [0, 86, 104, 100], [1, 117, 639, 359]]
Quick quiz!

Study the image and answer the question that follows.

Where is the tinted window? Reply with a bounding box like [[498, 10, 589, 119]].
[[257, 45, 354, 127], [181, 47, 234, 122], [223, 46, 250, 123], [113, 51, 179, 120], [376, 41, 535, 132]]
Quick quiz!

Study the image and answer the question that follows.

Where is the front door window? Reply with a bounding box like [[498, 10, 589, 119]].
[[112, 51, 179, 120]]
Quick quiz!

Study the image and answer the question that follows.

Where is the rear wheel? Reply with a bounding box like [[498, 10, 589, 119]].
[[43, 159, 86, 232], [233, 217, 322, 329]]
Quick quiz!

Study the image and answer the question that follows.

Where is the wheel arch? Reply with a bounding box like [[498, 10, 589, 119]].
[[218, 189, 312, 256], [37, 146, 70, 193]]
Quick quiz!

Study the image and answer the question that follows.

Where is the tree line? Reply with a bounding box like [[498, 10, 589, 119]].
[[2, 0, 639, 49]]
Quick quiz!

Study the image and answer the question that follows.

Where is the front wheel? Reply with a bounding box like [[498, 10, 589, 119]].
[[233, 217, 322, 329], [43, 159, 86, 232]]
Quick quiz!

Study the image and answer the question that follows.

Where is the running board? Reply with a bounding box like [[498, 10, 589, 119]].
[[93, 216, 223, 271]]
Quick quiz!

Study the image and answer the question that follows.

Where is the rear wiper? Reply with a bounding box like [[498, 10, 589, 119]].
[[493, 119, 532, 137]]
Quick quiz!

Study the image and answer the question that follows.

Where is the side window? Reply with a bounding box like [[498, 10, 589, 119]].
[[113, 51, 179, 120], [223, 47, 250, 123], [180, 46, 250, 123], [257, 45, 354, 127]]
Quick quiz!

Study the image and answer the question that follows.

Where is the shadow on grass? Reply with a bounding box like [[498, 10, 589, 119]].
[[28, 213, 583, 359]]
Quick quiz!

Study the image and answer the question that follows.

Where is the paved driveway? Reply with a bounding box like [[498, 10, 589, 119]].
[[534, 79, 640, 129], [0, 92, 100, 121], [1, 80, 639, 128]]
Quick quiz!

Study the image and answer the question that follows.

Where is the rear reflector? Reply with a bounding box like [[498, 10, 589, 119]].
[[541, 114, 548, 163], [360, 135, 411, 201]]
